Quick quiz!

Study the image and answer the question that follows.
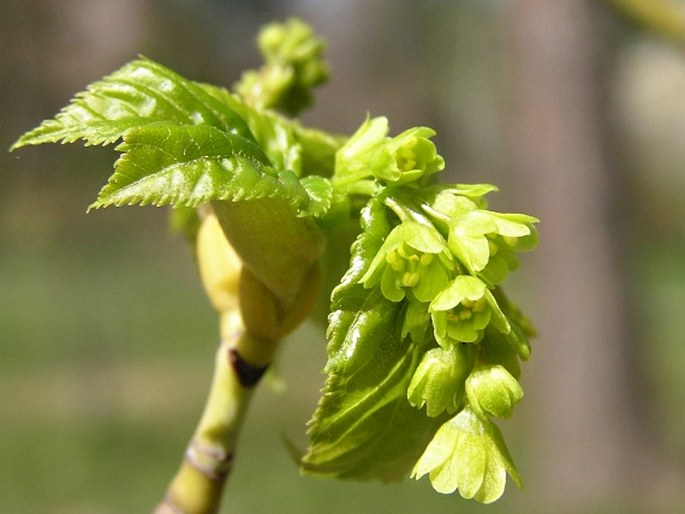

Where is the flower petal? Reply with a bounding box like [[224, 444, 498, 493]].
[[430, 275, 487, 312]]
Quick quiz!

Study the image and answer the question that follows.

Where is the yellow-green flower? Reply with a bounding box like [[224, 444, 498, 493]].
[[407, 345, 475, 417], [382, 126, 445, 185], [361, 221, 452, 303], [465, 364, 523, 420], [430, 275, 508, 346], [334, 117, 444, 190], [426, 189, 538, 285], [411, 407, 523, 503]]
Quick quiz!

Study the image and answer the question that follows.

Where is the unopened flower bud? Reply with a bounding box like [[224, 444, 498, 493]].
[[407, 345, 474, 417], [465, 364, 523, 419]]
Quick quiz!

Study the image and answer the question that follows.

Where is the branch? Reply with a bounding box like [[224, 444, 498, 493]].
[[155, 211, 321, 514], [155, 334, 263, 514]]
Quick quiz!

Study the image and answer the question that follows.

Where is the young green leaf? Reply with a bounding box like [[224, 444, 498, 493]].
[[291, 124, 346, 177], [89, 122, 306, 210], [330, 198, 392, 305], [199, 81, 344, 177], [12, 57, 254, 149], [302, 311, 444, 482], [324, 287, 396, 375], [324, 198, 392, 366], [200, 84, 304, 174], [300, 175, 334, 219], [302, 197, 445, 481]]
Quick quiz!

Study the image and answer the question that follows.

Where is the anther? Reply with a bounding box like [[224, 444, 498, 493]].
[[420, 253, 434, 266], [459, 309, 473, 320], [472, 298, 486, 313], [503, 236, 518, 247], [386, 250, 404, 272], [400, 159, 416, 171], [402, 271, 420, 288]]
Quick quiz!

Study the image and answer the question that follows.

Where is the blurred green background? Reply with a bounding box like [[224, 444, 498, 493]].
[[2, 1, 685, 513]]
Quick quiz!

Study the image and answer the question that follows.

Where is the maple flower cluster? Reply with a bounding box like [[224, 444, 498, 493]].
[[336, 119, 538, 502]]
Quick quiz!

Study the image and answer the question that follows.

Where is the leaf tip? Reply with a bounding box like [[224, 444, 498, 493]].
[[9, 139, 24, 152]]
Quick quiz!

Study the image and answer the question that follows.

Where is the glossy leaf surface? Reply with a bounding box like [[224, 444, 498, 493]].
[[303, 200, 445, 480], [91, 123, 303, 209], [13, 57, 253, 148]]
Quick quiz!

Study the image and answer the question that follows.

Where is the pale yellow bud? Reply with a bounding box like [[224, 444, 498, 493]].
[[197, 212, 242, 314]]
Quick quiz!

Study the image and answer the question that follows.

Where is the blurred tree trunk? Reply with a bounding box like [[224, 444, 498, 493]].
[[507, 0, 684, 511]]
